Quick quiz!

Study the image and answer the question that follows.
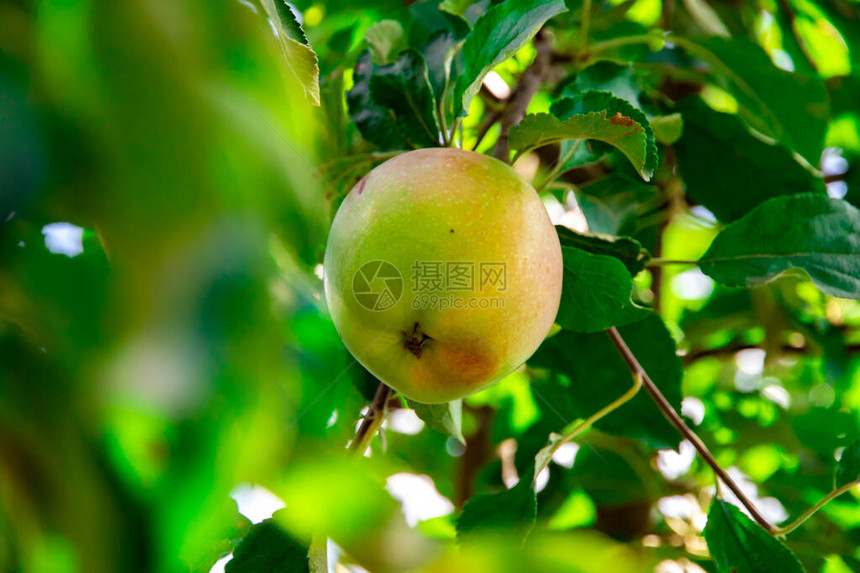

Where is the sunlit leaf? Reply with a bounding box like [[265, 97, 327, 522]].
[[555, 246, 650, 333], [408, 399, 465, 444], [453, 0, 567, 117], [510, 91, 658, 180], [260, 0, 321, 105], [704, 500, 805, 573], [364, 20, 406, 65], [698, 194, 860, 299]]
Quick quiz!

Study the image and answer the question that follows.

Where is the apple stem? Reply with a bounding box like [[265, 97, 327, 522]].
[[606, 326, 777, 534], [350, 382, 393, 455]]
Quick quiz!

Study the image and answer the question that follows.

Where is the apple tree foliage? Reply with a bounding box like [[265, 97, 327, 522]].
[[3, 0, 860, 572]]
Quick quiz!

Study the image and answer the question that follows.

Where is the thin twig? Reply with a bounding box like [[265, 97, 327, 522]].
[[493, 31, 553, 162], [579, 0, 592, 53], [349, 382, 393, 455], [645, 258, 698, 266], [776, 479, 860, 536], [606, 327, 777, 533], [535, 374, 643, 478], [536, 139, 584, 192]]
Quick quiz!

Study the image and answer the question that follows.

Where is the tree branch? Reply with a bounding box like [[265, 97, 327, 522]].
[[682, 342, 860, 365], [606, 326, 777, 533], [349, 382, 393, 454], [492, 31, 553, 162]]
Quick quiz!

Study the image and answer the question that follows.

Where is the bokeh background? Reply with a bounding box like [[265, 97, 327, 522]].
[[3, 1, 860, 572]]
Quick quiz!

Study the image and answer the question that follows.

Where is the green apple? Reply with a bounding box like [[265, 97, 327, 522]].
[[324, 148, 562, 403]]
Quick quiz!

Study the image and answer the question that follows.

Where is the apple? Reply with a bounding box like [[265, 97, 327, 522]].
[[324, 148, 563, 403]]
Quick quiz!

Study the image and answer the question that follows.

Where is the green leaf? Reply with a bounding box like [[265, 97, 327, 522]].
[[572, 444, 653, 506], [556, 246, 650, 333], [682, 0, 730, 37], [369, 49, 441, 148], [650, 113, 683, 144], [553, 92, 658, 179], [510, 91, 658, 181], [674, 97, 824, 222], [346, 51, 408, 150], [422, 30, 461, 105], [456, 470, 537, 543], [835, 439, 860, 489], [555, 139, 606, 174], [698, 194, 860, 299], [576, 174, 663, 237], [704, 500, 805, 573], [259, 0, 320, 105], [226, 509, 310, 573], [556, 226, 650, 276], [685, 36, 829, 163], [453, 0, 567, 117], [529, 315, 683, 448], [410, 0, 470, 46], [365, 20, 406, 65], [407, 399, 465, 445], [558, 61, 644, 109]]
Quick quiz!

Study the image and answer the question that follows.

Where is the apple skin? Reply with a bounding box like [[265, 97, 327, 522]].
[[324, 148, 562, 404]]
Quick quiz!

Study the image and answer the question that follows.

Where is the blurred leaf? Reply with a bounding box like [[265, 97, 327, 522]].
[[364, 20, 406, 65], [275, 455, 402, 560], [369, 49, 440, 147], [682, 0, 730, 36], [408, 399, 465, 444], [226, 510, 310, 573], [650, 113, 683, 144], [572, 444, 652, 506], [684, 36, 829, 163], [347, 51, 408, 150], [260, 0, 321, 105], [428, 529, 650, 572], [674, 97, 824, 222], [530, 315, 682, 448], [698, 194, 860, 299], [555, 246, 650, 333], [453, 0, 567, 117], [456, 470, 537, 543], [555, 226, 650, 276], [704, 499, 806, 573], [511, 91, 658, 181], [835, 439, 860, 489]]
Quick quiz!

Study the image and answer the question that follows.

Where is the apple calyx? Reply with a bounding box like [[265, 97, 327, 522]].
[[402, 322, 432, 358]]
